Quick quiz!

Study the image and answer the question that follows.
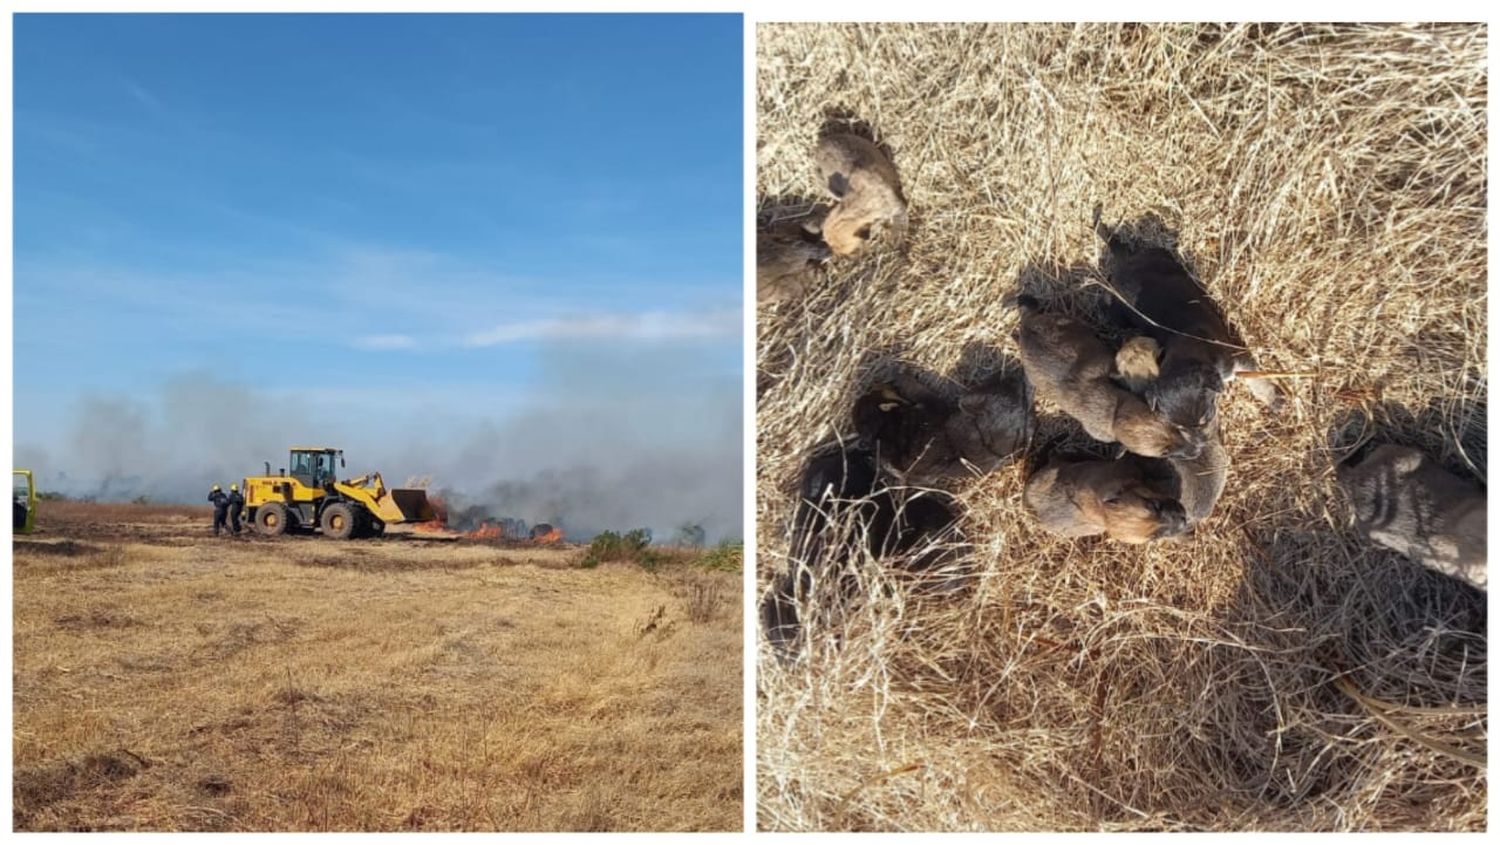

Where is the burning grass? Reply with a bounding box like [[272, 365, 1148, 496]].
[[756, 23, 1486, 832], [13, 503, 741, 831]]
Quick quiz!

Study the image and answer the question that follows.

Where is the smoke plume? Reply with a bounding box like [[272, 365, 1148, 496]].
[[13, 342, 743, 542]]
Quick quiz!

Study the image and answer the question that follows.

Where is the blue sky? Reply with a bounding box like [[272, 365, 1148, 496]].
[[12, 13, 744, 534]]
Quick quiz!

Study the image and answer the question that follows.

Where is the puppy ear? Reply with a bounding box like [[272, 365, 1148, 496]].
[[828, 172, 850, 198]]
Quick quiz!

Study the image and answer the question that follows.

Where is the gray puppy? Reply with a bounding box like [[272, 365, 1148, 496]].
[[1024, 453, 1189, 544], [1114, 338, 1229, 524], [757, 217, 831, 305], [1014, 295, 1204, 460], [1171, 418, 1229, 524], [1337, 444, 1486, 590]]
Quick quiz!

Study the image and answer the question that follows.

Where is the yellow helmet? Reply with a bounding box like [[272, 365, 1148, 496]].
[[212, 484, 221, 492], [230, 484, 238, 492]]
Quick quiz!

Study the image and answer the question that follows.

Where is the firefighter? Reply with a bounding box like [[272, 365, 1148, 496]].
[[208, 484, 229, 536], [227, 484, 245, 535]]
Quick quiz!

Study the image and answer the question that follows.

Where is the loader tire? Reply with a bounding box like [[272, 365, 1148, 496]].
[[256, 503, 289, 536], [351, 508, 373, 539], [321, 502, 356, 540]]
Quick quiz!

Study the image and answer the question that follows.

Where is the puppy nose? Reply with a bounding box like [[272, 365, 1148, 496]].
[[1155, 505, 1189, 537]]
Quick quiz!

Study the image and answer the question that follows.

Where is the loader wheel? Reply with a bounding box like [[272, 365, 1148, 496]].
[[321, 502, 356, 540], [350, 509, 373, 539], [256, 503, 289, 536]]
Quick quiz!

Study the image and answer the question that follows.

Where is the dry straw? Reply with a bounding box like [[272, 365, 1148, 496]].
[[757, 22, 1486, 831]]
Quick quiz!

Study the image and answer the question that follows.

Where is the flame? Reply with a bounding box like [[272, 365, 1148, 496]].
[[410, 493, 561, 543], [415, 494, 449, 533], [468, 522, 504, 540]]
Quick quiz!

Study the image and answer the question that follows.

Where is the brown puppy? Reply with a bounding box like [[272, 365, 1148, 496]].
[[1114, 336, 1160, 395], [852, 371, 1034, 482], [1014, 295, 1204, 460], [815, 133, 908, 256], [1336, 444, 1486, 590], [757, 217, 831, 305], [1024, 453, 1189, 544]]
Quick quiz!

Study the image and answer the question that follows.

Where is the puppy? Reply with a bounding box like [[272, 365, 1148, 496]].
[[1116, 336, 1229, 524], [815, 133, 908, 256], [1013, 295, 1204, 459], [942, 369, 1037, 474], [1024, 453, 1190, 544], [762, 443, 879, 657], [852, 371, 1034, 482], [1096, 222, 1280, 428], [1114, 335, 1161, 395], [757, 217, 831, 305], [1171, 418, 1229, 524], [761, 443, 963, 659], [1336, 444, 1486, 590]]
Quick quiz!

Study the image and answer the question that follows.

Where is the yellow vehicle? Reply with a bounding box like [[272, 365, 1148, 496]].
[[242, 447, 435, 539], [14, 469, 37, 534]]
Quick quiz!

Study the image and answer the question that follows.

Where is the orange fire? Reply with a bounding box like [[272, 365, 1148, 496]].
[[415, 494, 450, 533], [468, 522, 504, 540], [411, 493, 560, 543]]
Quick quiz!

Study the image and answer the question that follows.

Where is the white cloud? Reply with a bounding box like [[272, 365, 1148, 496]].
[[460, 307, 740, 348], [352, 333, 418, 351]]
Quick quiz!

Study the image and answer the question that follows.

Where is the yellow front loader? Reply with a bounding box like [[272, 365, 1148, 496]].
[[242, 447, 434, 539]]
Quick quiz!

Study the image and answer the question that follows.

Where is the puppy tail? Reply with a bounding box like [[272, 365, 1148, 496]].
[[759, 568, 803, 664], [1003, 292, 1041, 313], [1092, 203, 1132, 260]]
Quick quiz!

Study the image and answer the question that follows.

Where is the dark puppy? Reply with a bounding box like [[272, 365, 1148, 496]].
[[815, 133, 908, 256], [1337, 443, 1486, 590], [761, 443, 879, 657], [1014, 295, 1204, 459], [1096, 220, 1280, 428], [757, 217, 831, 305], [761, 443, 963, 659], [852, 371, 1034, 482], [1024, 452, 1189, 544]]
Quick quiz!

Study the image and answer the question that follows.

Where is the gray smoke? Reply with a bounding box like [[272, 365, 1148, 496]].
[[14, 343, 743, 542]]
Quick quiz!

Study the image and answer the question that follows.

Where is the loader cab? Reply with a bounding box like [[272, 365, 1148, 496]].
[[289, 448, 344, 490]]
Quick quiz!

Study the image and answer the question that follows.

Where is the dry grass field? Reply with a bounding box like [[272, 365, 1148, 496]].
[[13, 502, 741, 831], [756, 23, 1486, 831]]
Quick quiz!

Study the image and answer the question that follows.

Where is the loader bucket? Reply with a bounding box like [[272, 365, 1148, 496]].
[[390, 487, 436, 523]]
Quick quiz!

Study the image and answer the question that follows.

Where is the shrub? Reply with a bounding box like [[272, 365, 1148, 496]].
[[580, 528, 655, 568], [698, 541, 743, 573]]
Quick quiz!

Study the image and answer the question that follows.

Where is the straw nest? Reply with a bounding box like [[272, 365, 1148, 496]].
[[756, 23, 1486, 831]]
